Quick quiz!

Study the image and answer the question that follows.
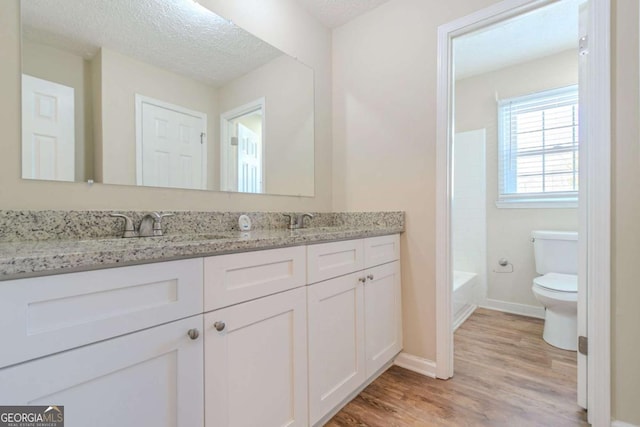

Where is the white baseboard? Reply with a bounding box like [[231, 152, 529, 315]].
[[480, 298, 545, 319], [394, 352, 437, 378], [612, 421, 640, 427]]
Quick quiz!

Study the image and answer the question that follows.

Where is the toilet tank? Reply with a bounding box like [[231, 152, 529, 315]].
[[532, 230, 578, 275]]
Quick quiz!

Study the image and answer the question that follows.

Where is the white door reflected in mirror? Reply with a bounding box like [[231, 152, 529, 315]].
[[136, 95, 207, 191], [21, 74, 75, 182]]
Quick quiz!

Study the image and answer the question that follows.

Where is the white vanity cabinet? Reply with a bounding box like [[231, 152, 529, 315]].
[[0, 259, 205, 427], [0, 315, 205, 427], [307, 234, 402, 425], [203, 247, 309, 427], [0, 232, 401, 427]]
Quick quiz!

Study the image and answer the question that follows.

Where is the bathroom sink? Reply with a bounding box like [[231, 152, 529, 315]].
[[104, 234, 232, 244], [155, 234, 231, 243], [289, 226, 352, 235]]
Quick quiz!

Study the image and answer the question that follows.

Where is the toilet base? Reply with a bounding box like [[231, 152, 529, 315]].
[[542, 308, 577, 351]]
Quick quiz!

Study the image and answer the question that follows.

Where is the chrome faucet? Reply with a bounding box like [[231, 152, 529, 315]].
[[139, 212, 174, 237], [283, 213, 314, 230], [111, 212, 174, 238]]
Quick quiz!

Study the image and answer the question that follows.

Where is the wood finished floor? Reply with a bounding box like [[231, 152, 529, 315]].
[[326, 308, 587, 427]]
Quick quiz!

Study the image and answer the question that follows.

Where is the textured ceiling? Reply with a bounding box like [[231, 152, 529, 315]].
[[21, 0, 283, 87], [454, 0, 580, 80], [21, 0, 575, 86], [295, 0, 391, 28]]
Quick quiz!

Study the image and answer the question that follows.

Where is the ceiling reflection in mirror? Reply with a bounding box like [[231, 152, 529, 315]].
[[20, 0, 315, 196]]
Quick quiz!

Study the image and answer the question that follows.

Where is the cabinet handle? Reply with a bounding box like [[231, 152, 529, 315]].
[[187, 328, 200, 340], [367, 274, 374, 280], [358, 277, 366, 283], [213, 321, 226, 332]]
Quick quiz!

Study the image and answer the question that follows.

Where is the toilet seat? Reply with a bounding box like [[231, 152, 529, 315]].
[[533, 273, 577, 293]]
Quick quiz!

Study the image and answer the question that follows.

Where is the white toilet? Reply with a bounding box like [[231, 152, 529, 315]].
[[531, 230, 578, 351]]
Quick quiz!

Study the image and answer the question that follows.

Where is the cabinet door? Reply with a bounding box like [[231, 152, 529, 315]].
[[308, 272, 365, 426], [364, 261, 403, 377], [0, 316, 204, 427], [205, 287, 308, 427]]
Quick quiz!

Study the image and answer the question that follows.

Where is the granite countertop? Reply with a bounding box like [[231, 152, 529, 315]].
[[0, 225, 403, 280]]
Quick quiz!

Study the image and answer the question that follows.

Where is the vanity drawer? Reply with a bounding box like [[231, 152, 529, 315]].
[[204, 246, 305, 311], [364, 234, 400, 268], [0, 258, 203, 369], [307, 239, 364, 284]]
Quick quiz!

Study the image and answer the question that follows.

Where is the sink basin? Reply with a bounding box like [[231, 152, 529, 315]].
[[158, 234, 231, 243], [289, 226, 346, 234], [100, 233, 233, 244], [113, 234, 231, 244]]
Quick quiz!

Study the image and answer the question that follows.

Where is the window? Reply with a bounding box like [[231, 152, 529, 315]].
[[498, 85, 579, 207]]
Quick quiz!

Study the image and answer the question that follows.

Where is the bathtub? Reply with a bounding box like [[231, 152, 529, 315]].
[[453, 270, 478, 330]]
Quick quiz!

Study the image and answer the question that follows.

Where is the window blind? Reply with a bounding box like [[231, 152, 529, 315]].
[[498, 85, 579, 202]]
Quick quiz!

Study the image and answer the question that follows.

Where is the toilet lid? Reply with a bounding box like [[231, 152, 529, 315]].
[[533, 273, 578, 292]]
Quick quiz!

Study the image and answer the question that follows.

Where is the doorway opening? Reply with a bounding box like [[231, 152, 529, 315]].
[[220, 98, 266, 194], [436, 0, 611, 425]]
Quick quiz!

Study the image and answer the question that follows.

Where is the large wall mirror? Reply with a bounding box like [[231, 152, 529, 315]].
[[20, 0, 315, 196]]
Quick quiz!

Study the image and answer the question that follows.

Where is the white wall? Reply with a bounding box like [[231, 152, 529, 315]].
[[612, 0, 640, 423], [218, 54, 314, 196], [452, 129, 486, 306], [332, 0, 500, 361], [0, 0, 331, 212], [455, 50, 579, 310]]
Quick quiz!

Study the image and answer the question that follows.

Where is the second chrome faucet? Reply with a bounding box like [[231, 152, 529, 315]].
[[283, 213, 314, 230], [111, 212, 174, 238]]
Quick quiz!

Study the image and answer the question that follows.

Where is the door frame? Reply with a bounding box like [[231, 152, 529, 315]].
[[134, 94, 208, 188], [219, 97, 266, 193], [435, 0, 610, 425]]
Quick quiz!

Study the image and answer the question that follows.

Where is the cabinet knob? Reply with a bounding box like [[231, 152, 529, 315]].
[[187, 328, 200, 340], [213, 321, 226, 332], [358, 277, 366, 283], [367, 274, 374, 280]]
